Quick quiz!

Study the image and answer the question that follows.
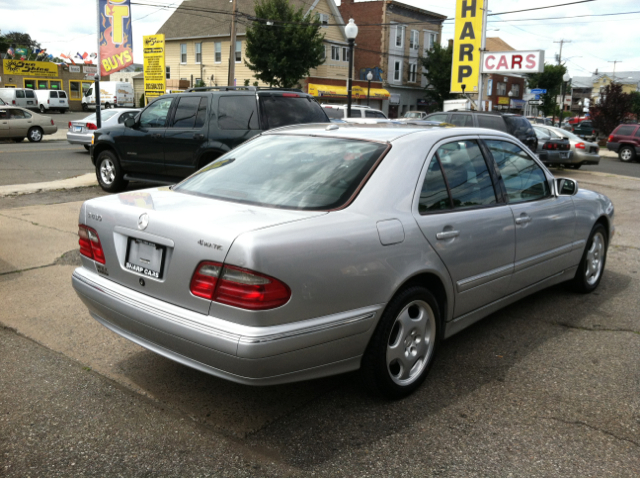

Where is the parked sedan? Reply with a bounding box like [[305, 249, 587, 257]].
[[67, 109, 140, 151], [72, 124, 614, 399], [533, 126, 573, 166], [537, 125, 600, 169], [0, 105, 57, 142]]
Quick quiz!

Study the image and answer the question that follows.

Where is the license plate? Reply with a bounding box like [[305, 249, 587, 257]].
[[560, 152, 569, 159], [27, 101, 33, 104], [73, 126, 82, 132], [60, 100, 65, 103], [125, 238, 165, 279]]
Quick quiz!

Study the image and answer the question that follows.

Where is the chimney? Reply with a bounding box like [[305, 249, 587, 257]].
[[448, 39, 454, 49]]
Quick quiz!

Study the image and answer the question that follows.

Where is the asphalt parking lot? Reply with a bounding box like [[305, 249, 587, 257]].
[[0, 166, 638, 476]]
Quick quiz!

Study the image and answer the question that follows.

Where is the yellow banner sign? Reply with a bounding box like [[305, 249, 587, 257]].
[[497, 96, 510, 105], [143, 34, 166, 97], [3, 59, 59, 78], [450, 0, 485, 94]]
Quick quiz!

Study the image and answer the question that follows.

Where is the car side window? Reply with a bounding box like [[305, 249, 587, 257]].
[[0, 109, 8, 119], [118, 111, 137, 124], [25, 90, 35, 99], [16, 91, 25, 99], [427, 113, 448, 122], [615, 125, 635, 136], [478, 115, 507, 132], [365, 110, 385, 118], [634, 128, 640, 138], [218, 95, 259, 130], [139, 98, 173, 128], [348, 109, 361, 118], [9, 109, 28, 119], [485, 140, 550, 203], [58, 91, 67, 99], [323, 107, 343, 119], [170, 96, 203, 128], [534, 127, 550, 141], [50, 91, 58, 99], [419, 156, 451, 213], [437, 140, 497, 209], [450, 114, 473, 127]]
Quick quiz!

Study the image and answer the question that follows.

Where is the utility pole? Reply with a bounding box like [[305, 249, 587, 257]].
[[554, 39, 571, 65], [477, 1, 489, 111], [608, 60, 622, 81], [227, 0, 237, 87]]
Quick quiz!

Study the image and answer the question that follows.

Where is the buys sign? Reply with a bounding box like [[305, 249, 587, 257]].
[[481, 51, 544, 74], [99, 0, 134, 77], [451, 0, 484, 93], [143, 34, 166, 101]]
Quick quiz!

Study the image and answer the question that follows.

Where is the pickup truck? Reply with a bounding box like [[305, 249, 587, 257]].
[[571, 120, 597, 141]]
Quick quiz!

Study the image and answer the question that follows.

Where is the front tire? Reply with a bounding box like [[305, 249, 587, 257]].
[[362, 286, 441, 399], [570, 224, 607, 293], [96, 150, 128, 192], [27, 127, 43, 142], [619, 146, 635, 162], [82, 103, 88, 112]]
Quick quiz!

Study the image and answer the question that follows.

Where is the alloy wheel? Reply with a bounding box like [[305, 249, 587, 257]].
[[585, 231, 605, 286], [99, 158, 116, 185]]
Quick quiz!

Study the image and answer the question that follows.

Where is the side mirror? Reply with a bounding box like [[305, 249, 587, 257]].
[[556, 178, 578, 196], [124, 117, 135, 128]]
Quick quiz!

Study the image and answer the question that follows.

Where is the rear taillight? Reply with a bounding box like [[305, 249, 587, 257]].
[[543, 142, 570, 151], [592, 130, 595, 135], [190, 261, 291, 310], [12, 100, 16, 105], [68, 122, 72, 128], [78, 224, 105, 264], [47, 99, 50, 104], [50, 119, 55, 126], [86, 123, 98, 130], [575, 142, 585, 149], [608, 135, 614, 142]]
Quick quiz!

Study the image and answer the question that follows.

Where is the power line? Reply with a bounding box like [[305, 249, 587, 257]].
[[486, 0, 596, 17]]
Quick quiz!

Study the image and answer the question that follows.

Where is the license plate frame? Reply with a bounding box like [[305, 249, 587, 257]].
[[73, 126, 82, 132], [560, 152, 569, 159], [125, 238, 165, 279]]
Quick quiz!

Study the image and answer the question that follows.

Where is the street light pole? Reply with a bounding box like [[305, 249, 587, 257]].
[[366, 71, 373, 107], [345, 19, 358, 118], [561, 72, 571, 123]]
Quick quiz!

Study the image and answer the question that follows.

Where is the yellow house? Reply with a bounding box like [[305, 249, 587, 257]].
[[155, 0, 387, 105], [592, 72, 640, 104]]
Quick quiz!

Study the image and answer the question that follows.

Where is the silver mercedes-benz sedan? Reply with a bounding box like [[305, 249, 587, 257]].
[[72, 124, 614, 398]]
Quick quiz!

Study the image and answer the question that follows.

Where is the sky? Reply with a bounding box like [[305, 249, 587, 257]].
[[1, 0, 639, 79]]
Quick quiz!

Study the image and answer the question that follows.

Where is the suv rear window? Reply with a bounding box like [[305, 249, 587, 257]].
[[503, 116, 534, 137], [50, 91, 58, 98], [615, 125, 636, 136], [175, 135, 386, 210], [477, 114, 506, 132], [259, 95, 328, 129]]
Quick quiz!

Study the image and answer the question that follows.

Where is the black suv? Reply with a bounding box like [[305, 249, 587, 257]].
[[424, 110, 537, 152], [91, 87, 330, 192]]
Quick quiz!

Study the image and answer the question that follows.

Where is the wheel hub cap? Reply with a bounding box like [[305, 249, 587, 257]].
[[100, 159, 115, 184], [585, 232, 605, 286]]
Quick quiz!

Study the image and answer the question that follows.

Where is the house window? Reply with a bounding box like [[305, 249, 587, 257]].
[[331, 45, 340, 61], [395, 25, 404, 47], [409, 62, 417, 82], [317, 13, 329, 27], [215, 42, 221, 63], [497, 82, 507, 95], [49, 80, 61, 90], [511, 84, 520, 96], [235, 40, 242, 63], [69, 81, 81, 100], [166, 66, 171, 79], [180, 43, 187, 63], [321, 45, 326, 61], [394, 60, 402, 81], [342, 47, 349, 62], [410, 30, 419, 50], [195, 42, 202, 63]]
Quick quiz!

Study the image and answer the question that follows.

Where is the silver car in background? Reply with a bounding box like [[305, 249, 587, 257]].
[[67, 108, 139, 151], [535, 124, 600, 169], [72, 124, 614, 398]]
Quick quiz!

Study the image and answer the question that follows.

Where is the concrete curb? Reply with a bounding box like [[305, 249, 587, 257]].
[[0, 173, 97, 197]]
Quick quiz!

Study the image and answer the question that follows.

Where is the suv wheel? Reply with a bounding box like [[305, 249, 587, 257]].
[[96, 150, 128, 192], [619, 146, 635, 162]]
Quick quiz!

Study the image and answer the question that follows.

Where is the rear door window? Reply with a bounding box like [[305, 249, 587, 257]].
[[170, 96, 204, 128], [25, 90, 35, 99], [16, 91, 25, 99], [259, 95, 328, 129], [478, 115, 507, 132], [450, 113, 473, 127], [50, 91, 58, 99], [347, 109, 361, 118], [615, 125, 636, 136], [218, 95, 259, 130], [365, 110, 387, 118], [426, 113, 448, 122], [58, 91, 67, 98]]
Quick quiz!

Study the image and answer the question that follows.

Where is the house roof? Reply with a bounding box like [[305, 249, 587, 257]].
[[593, 71, 640, 85], [387, 0, 448, 20], [571, 76, 593, 89], [485, 37, 515, 52], [157, 0, 346, 40]]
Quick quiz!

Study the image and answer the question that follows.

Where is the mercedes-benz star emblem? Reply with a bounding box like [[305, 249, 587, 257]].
[[138, 213, 149, 230]]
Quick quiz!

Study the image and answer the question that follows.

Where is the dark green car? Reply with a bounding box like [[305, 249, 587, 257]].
[[571, 120, 596, 141]]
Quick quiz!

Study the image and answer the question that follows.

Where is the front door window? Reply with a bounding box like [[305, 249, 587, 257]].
[[140, 98, 174, 129]]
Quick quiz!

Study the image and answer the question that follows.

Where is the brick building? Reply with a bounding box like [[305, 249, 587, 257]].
[[338, 0, 446, 118], [483, 38, 526, 112]]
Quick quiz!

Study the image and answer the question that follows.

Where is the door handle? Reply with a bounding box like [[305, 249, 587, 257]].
[[193, 133, 205, 140], [515, 215, 531, 225], [436, 230, 459, 240]]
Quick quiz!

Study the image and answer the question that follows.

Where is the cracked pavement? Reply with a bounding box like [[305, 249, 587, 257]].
[[1, 169, 639, 476]]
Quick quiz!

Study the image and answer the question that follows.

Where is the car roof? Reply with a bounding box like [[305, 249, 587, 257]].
[[265, 122, 515, 143]]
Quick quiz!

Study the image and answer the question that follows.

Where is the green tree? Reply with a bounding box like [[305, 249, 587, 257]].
[[526, 64, 567, 118], [420, 42, 459, 110], [245, 0, 325, 88], [629, 91, 640, 121], [589, 83, 633, 136]]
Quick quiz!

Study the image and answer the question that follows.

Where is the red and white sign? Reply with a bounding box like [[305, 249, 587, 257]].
[[481, 50, 545, 74]]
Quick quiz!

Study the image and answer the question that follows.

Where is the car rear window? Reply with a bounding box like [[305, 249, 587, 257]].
[[50, 91, 58, 98], [175, 135, 387, 210], [82, 110, 120, 122], [259, 95, 329, 129], [58, 91, 67, 98], [477, 115, 507, 132], [614, 125, 636, 136], [503, 116, 534, 137]]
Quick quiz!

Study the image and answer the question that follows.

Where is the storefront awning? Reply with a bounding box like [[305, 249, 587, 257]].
[[308, 83, 390, 100]]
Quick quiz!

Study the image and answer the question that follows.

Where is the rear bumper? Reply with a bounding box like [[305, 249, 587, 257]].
[[67, 131, 92, 145], [607, 142, 619, 152], [573, 149, 600, 165], [539, 150, 574, 165], [72, 267, 379, 385]]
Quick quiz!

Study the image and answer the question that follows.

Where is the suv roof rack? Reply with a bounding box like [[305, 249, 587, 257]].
[[184, 86, 303, 93]]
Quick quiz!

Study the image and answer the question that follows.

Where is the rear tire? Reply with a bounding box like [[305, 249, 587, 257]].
[[104, 103, 111, 109], [96, 150, 128, 193], [27, 127, 43, 142], [619, 146, 635, 162], [39, 104, 46, 113], [570, 224, 607, 294], [82, 103, 88, 112], [362, 286, 441, 399]]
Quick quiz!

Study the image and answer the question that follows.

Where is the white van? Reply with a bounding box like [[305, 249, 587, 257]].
[[0, 88, 37, 109], [81, 82, 134, 111], [35, 90, 69, 114]]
